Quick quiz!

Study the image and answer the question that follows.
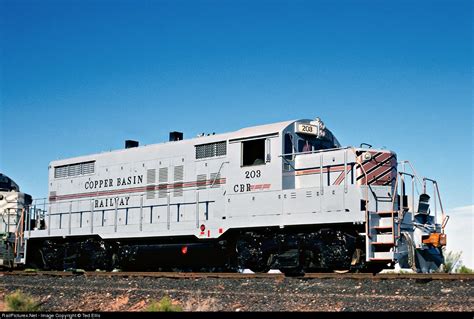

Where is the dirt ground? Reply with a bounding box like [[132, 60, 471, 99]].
[[0, 274, 473, 312]]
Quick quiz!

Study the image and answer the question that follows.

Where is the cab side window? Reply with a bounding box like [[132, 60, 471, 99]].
[[242, 139, 265, 166], [298, 139, 313, 152], [284, 133, 294, 160]]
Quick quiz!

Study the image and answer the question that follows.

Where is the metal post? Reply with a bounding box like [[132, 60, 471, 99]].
[[68, 201, 72, 235], [139, 195, 143, 232], [435, 183, 446, 227], [320, 154, 324, 195], [28, 205, 32, 237], [23, 238, 28, 264], [167, 194, 170, 230], [20, 208, 25, 248], [433, 183, 438, 224], [48, 203, 51, 235], [343, 149, 347, 194], [411, 178, 415, 222], [196, 191, 200, 228], [400, 172, 405, 216], [114, 205, 118, 233], [400, 162, 406, 214], [90, 200, 94, 234]]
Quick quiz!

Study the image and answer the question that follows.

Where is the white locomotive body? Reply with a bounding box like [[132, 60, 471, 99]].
[[23, 118, 447, 274], [0, 174, 32, 268]]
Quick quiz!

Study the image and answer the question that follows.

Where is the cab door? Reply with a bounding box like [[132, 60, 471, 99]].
[[225, 135, 281, 219]]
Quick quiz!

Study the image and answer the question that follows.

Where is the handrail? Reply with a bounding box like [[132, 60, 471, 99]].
[[391, 174, 400, 243], [210, 161, 230, 188], [390, 174, 399, 212], [281, 156, 296, 171], [351, 149, 371, 240], [435, 183, 448, 231], [441, 215, 450, 230], [399, 172, 416, 224], [399, 160, 424, 189], [13, 208, 25, 256], [422, 178, 448, 232], [278, 146, 352, 158], [399, 162, 448, 232]]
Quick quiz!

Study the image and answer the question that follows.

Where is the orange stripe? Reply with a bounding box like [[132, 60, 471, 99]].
[[51, 178, 227, 201], [295, 165, 347, 176]]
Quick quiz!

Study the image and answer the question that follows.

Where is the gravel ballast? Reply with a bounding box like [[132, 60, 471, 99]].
[[0, 274, 472, 312]]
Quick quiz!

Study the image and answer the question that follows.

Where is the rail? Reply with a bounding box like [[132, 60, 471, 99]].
[[1, 270, 472, 281]]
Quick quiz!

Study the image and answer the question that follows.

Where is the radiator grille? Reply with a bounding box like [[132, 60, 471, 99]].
[[195, 141, 226, 159], [54, 161, 95, 178], [146, 169, 156, 199], [173, 166, 184, 197], [197, 174, 207, 189], [173, 182, 183, 197], [158, 167, 168, 198], [147, 169, 156, 184]]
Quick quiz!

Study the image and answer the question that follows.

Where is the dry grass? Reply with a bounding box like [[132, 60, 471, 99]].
[[5, 290, 41, 312], [145, 296, 183, 312], [183, 291, 220, 312]]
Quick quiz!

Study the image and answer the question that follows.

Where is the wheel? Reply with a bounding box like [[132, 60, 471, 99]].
[[236, 233, 271, 273], [249, 266, 270, 273], [333, 269, 350, 274], [7, 260, 14, 272], [360, 263, 387, 274], [280, 267, 304, 277]]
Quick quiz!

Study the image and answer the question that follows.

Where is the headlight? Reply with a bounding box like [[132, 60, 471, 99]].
[[363, 152, 372, 161]]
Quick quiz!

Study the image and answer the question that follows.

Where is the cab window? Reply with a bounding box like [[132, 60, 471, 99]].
[[284, 133, 293, 154], [242, 139, 265, 166], [296, 135, 336, 152], [298, 139, 313, 152]]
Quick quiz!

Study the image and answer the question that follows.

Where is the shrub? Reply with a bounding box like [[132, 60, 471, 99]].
[[5, 290, 41, 312], [146, 296, 182, 312], [440, 250, 462, 273], [23, 268, 38, 273], [457, 265, 473, 274]]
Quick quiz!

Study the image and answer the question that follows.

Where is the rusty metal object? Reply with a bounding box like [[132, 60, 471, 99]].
[[422, 233, 447, 248]]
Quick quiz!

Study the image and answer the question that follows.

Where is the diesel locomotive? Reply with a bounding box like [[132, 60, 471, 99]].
[[2, 118, 448, 274]]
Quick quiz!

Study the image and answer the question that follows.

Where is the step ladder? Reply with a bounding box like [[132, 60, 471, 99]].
[[366, 211, 397, 262]]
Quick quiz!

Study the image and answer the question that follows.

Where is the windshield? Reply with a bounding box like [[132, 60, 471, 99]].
[[296, 131, 340, 152]]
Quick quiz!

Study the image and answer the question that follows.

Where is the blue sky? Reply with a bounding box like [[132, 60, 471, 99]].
[[1, 0, 472, 212]]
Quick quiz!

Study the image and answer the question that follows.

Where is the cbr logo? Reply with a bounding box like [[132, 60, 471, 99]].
[[233, 184, 251, 192]]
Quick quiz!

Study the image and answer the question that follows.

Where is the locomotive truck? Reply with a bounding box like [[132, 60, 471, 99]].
[[2, 118, 448, 274]]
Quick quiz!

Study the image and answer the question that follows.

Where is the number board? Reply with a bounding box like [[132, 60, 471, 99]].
[[296, 124, 318, 136]]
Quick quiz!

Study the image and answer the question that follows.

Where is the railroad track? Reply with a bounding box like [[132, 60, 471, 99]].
[[1, 270, 472, 280]]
